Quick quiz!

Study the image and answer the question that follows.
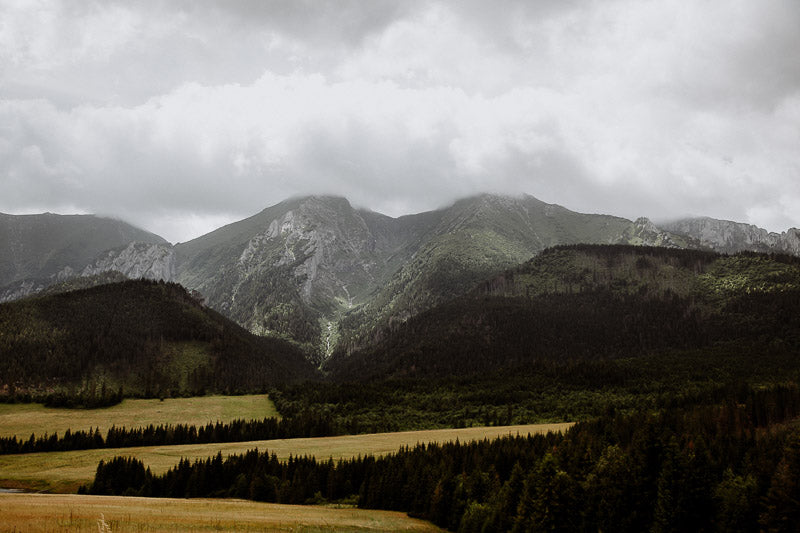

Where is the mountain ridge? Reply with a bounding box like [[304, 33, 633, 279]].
[[3, 194, 800, 366]]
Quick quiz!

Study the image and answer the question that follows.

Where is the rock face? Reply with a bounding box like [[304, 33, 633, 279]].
[[617, 218, 688, 248], [0, 279, 50, 303], [0, 243, 175, 302], [79, 242, 176, 281], [236, 197, 380, 305], [661, 218, 800, 255]]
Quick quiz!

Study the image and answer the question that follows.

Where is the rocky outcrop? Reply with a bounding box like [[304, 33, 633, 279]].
[[0, 279, 50, 302], [79, 242, 176, 281], [0, 242, 175, 302], [237, 198, 379, 302], [661, 218, 800, 255], [617, 217, 685, 248]]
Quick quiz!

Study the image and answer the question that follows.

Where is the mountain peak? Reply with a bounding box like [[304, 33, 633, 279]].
[[284, 194, 353, 210]]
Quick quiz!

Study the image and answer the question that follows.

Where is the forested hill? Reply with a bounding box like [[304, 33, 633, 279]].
[[325, 245, 800, 380], [0, 279, 317, 401]]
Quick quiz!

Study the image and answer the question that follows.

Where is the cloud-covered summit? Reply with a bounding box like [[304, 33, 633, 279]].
[[2, 0, 798, 243]]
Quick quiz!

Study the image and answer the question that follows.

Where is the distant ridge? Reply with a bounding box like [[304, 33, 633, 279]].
[[0, 212, 166, 288]]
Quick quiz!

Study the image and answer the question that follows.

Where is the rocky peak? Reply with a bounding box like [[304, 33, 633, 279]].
[[235, 194, 381, 308], [661, 217, 783, 254]]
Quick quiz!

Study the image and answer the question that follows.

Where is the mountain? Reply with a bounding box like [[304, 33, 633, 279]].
[[0, 279, 316, 399], [325, 245, 800, 380], [172, 194, 690, 361], [3, 195, 800, 368], [0, 213, 171, 302], [173, 196, 401, 358]]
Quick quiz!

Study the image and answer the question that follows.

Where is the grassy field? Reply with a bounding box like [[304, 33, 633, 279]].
[[0, 492, 443, 532], [0, 394, 279, 439], [0, 423, 572, 493]]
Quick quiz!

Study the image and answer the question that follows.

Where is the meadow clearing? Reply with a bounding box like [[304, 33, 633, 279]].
[[0, 492, 443, 532], [0, 394, 279, 439], [0, 423, 573, 493]]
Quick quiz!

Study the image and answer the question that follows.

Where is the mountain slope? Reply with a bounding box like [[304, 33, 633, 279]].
[[0, 279, 316, 397], [326, 245, 800, 379]]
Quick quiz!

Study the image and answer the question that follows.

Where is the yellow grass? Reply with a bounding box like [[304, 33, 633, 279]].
[[0, 492, 443, 532], [0, 423, 573, 493], [0, 394, 279, 439]]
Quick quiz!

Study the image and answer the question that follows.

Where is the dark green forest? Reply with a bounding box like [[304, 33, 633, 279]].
[[0, 279, 315, 400]]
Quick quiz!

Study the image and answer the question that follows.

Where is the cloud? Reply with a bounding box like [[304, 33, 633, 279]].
[[1, 0, 799, 241]]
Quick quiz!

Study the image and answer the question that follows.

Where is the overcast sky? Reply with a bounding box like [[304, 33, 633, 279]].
[[1, 0, 799, 243]]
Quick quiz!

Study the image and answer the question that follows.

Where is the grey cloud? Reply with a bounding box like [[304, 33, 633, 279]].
[[2, 0, 800, 242], [198, 0, 417, 47]]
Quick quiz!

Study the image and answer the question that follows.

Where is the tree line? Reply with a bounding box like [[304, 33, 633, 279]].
[[0, 411, 346, 455]]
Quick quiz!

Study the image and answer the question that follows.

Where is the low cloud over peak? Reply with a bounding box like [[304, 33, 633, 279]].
[[2, 0, 799, 243]]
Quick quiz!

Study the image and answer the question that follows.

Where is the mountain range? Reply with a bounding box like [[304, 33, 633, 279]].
[[3, 193, 800, 365]]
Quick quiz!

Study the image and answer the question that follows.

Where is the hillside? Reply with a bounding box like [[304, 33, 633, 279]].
[[326, 245, 800, 379], [0, 280, 316, 401]]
